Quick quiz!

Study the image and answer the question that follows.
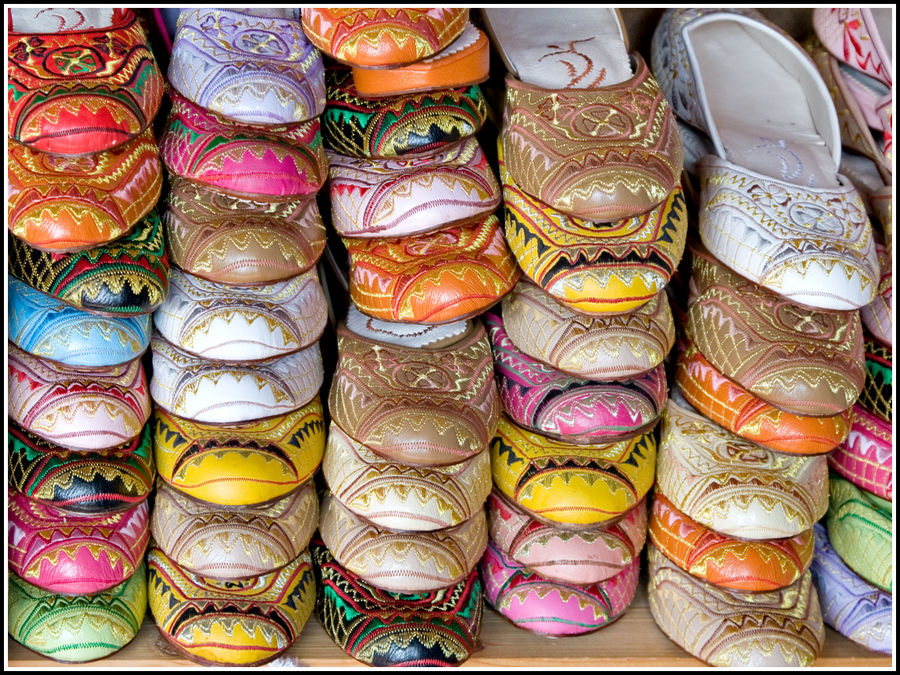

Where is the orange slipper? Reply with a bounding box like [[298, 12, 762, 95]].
[[649, 493, 814, 592], [346, 215, 520, 324], [351, 22, 489, 98], [676, 343, 852, 455]]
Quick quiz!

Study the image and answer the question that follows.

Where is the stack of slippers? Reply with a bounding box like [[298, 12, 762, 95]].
[[146, 9, 329, 666], [303, 7, 517, 666], [7, 7, 166, 663], [804, 8, 893, 255], [476, 8, 684, 637], [648, 7, 883, 665]]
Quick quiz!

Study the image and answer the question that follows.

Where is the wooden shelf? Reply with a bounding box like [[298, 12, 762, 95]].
[[8, 575, 892, 668]]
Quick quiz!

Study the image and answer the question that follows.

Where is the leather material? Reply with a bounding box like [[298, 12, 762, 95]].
[[826, 473, 892, 593], [323, 66, 488, 158], [329, 317, 499, 467], [697, 154, 879, 312], [814, 8, 892, 88], [491, 413, 657, 528], [676, 343, 852, 455], [650, 493, 814, 592], [160, 90, 327, 199], [501, 53, 683, 222], [328, 136, 501, 239], [312, 538, 482, 667], [810, 523, 892, 655], [169, 8, 325, 124], [9, 275, 151, 367], [152, 398, 325, 507], [501, 143, 687, 314], [686, 245, 865, 417], [481, 538, 640, 637], [163, 176, 325, 285], [151, 480, 318, 580], [657, 393, 829, 540], [154, 267, 327, 362], [150, 335, 323, 424], [859, 338, 892, 422], [343, 304, 470, 348], [8, 128, 163, 252], [7, 9, 164, 154], [487, 490, 647, 586], [148, 545, 315, 667], [319, 492, 487, 594], [648, 542, 824, 667], [501, 280, 675, 380], [9, 421, 154, 514], [8, 487, 149, 595], [346, 213, 520, 324], [7, 210, 170, 316], [828, 404, 892, 501], [860, 243, 893, 348], [351, 22, 489, 97], [323, 423, 491, 532], [301, 8, 468, 68], [485, 311, 666, 443], [8, 563, 146, 662], [9, 343, 150, 451]]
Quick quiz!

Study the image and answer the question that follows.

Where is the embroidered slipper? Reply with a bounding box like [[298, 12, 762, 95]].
[[484, 311, 666, 444], [826, 473, 892, 593], [487, 490, 647, 586], [312, 538, 482, 667], [151, 480, 317, 580], [657, 391, 829, 540], [648, 542, 824, 667], [859, 337, 892, 422], [7, 210, 169, 316], [323, 66, 487, 158], [152, 397, 325, 507], [9, 275, 151, 368], [652, 7, 879, 311], [7, 8, 164, 155], [328, 136, 500, 239], [323, 423, 490, 532], [160, 91, 327, 199], [301, 8, 468, 68], [685, 243, 865, 417], [168, 8, 325, 124], [351, 22, 489, 98], [150, 335, 323, 425], [649, 492, 814, 592], [319, 492, 487, 594], [8, 127, 162, 252], [491, 414, 656, 529], [8, 421, 154, 514], [9, 344, 150, 451], [483, 8, 683, 221], [501, 280, 675, 381], [153, 267, 327, 362], [9, 562, 146, 663], [860, 243, 893, 348], [147, 545, 315, 667], [676, 342, 852, 456], [829, 404, 892, 502], [481, 538, 640, 637], [345, 213, 520, 324], [163, 176, 325, 285], [499, 141, 688, 315], [329, 307, 498, 467], [8, 487, 149, 595], [810, 523, 893, 655]]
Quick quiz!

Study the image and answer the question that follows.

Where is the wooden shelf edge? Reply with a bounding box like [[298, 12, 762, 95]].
[[8, 581, 892, 668]]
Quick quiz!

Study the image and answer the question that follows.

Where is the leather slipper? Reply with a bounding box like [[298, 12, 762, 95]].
[[828, 404, 892, 502]]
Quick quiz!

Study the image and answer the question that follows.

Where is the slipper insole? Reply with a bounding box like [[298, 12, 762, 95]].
[[482, 8, 632, 89], [690, 21, 840, 189]]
